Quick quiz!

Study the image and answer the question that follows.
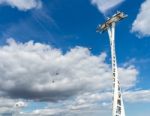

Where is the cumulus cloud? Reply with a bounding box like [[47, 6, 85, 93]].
[[14, 90, 150, 115], [0, 38, 148, 115], [91, 0, 124, 14], [69, 92, 112, 111], [0, 97, 27, 115], [0, 98, 16, 113], [0, 38, 138, 102], [71, 89, 150, 111], [0, 0, 42, 11], [118, 66, 138, 89], [124, 90, 150, 102], [132, 0, 150, 37], [0, 38, 142, 115]]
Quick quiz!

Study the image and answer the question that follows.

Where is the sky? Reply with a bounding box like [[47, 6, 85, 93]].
[[0, 0, 150, 116]]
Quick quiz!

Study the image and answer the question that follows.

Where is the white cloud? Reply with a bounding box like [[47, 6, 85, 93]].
[[69, 92, 112, 111], [30, 108, 65, 115], [91, 0, 124, 14], [70, 89, 150, 112], [0, 38, 147, 115], [124, 90, 150, 102], [16, 90, 150, 115], [0, 38, 138, 102], [0, 38, 143, 115], [118, 66, 138, 89], [0, 97, 27, 115], [0, 0, 42, 11], [132, 0, 150, 37]]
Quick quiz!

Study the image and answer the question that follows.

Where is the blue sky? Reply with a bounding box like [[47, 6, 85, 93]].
[[0, 0, 150, 116]]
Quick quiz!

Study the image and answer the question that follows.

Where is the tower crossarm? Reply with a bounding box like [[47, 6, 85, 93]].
[[96, 11, 127, 33]]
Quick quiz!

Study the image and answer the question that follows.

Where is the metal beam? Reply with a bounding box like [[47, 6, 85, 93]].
[[96, 11, 127, 33]]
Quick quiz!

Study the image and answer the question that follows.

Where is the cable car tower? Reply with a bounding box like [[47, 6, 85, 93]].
[[96, 11, 127, 116]]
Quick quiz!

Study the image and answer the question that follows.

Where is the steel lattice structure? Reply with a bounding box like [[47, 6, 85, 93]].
[[96, 11, 127, 116]]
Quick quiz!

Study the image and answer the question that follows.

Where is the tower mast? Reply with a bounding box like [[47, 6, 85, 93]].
[[96, 11, 127, 116]]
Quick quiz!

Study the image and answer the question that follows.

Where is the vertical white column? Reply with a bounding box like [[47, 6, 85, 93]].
[[108, 23, 125, 116], [108, 23, 117, 116], [121, 96, 125, 116]]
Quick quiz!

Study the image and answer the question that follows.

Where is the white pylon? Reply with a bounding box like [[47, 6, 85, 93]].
[[108, 23, 125, 116]]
